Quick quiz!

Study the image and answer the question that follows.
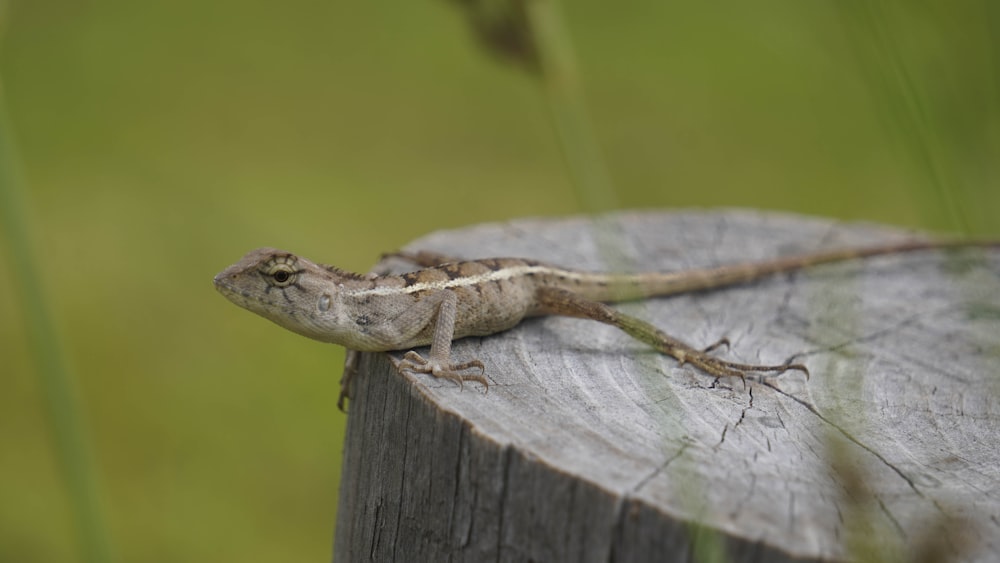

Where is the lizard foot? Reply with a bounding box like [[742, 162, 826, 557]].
[[701, 337, 731, 354], [398, 351, 489, 392], [337, 350, 362, 413], [682, 351, 810, 384], [681, 338, 809, 379]]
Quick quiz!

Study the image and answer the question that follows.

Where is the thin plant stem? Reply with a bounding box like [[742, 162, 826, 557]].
[[521, 0, 634, 274], [836, 0, 970, 233], [0, 82, 116, 563], [523, 0, 617, 214]]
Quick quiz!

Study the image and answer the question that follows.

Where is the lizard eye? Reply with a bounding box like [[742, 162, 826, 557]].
[[267, 264, 297, 287]]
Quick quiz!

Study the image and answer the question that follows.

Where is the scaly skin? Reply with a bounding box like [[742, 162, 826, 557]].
[[213, 239, 997, 410]]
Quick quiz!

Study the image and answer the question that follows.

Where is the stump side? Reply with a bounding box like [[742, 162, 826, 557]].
[[334, 210, 1000, 562], [335, 353, 823, 563]]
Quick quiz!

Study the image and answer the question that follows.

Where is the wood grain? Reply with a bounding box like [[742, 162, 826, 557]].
[[334, 210, 1000, 562]]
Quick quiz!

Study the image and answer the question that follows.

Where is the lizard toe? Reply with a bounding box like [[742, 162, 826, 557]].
[[397, 352, 489, 392]]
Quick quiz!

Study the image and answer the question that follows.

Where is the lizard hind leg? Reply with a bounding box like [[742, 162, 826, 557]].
[[382, 250, 464, 268], [535, 287, 808, 383]]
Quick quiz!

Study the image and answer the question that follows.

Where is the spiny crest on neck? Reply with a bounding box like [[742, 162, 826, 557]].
[[317, 262, 368, 281]]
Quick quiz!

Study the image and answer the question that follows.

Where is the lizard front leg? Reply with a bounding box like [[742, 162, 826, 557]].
[[382, 250, 464, 268], [393, 290, 488, 390], [535, 287, 808, 382], [338, 291, 487, 410]]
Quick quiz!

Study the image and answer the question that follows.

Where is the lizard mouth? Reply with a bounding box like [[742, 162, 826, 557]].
[[212, 272, 261, 310], [213, 270, 294, 325], [212, 272, 238, 296]]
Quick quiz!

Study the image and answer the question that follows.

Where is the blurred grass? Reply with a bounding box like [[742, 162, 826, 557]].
[[0, 83, 114, 562], [0, 1, 997, 562]]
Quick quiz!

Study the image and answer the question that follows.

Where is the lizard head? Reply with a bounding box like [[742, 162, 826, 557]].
[[213, 248, 356, 343]]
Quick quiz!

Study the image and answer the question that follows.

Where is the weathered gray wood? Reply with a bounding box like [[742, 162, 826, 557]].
[[334, 210, 1000, 562]]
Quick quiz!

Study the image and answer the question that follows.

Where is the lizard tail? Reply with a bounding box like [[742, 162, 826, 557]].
[[578, 239, 998, 303]]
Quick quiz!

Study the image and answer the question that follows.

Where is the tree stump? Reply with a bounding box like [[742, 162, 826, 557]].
[[333, 210, 1000, 562]]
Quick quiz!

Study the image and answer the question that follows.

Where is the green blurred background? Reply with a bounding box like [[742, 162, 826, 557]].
[[1, 1, 997, 561]]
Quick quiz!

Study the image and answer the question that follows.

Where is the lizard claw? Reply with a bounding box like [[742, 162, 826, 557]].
[[398, 351, 489, 392], [688, 352, 808, 384], [701, 337, 731, 354]]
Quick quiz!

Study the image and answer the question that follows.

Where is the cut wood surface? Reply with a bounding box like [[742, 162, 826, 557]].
[[333, 210, 1000, 562]]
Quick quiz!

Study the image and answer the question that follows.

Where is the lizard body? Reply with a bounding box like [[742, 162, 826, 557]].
[[213, 239, 997, 410]]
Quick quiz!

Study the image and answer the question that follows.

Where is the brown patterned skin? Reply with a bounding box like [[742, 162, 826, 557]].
[[214, 239, 997, 410]]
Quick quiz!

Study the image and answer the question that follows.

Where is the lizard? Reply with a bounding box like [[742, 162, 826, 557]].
[[213, 238, 998, 411]]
